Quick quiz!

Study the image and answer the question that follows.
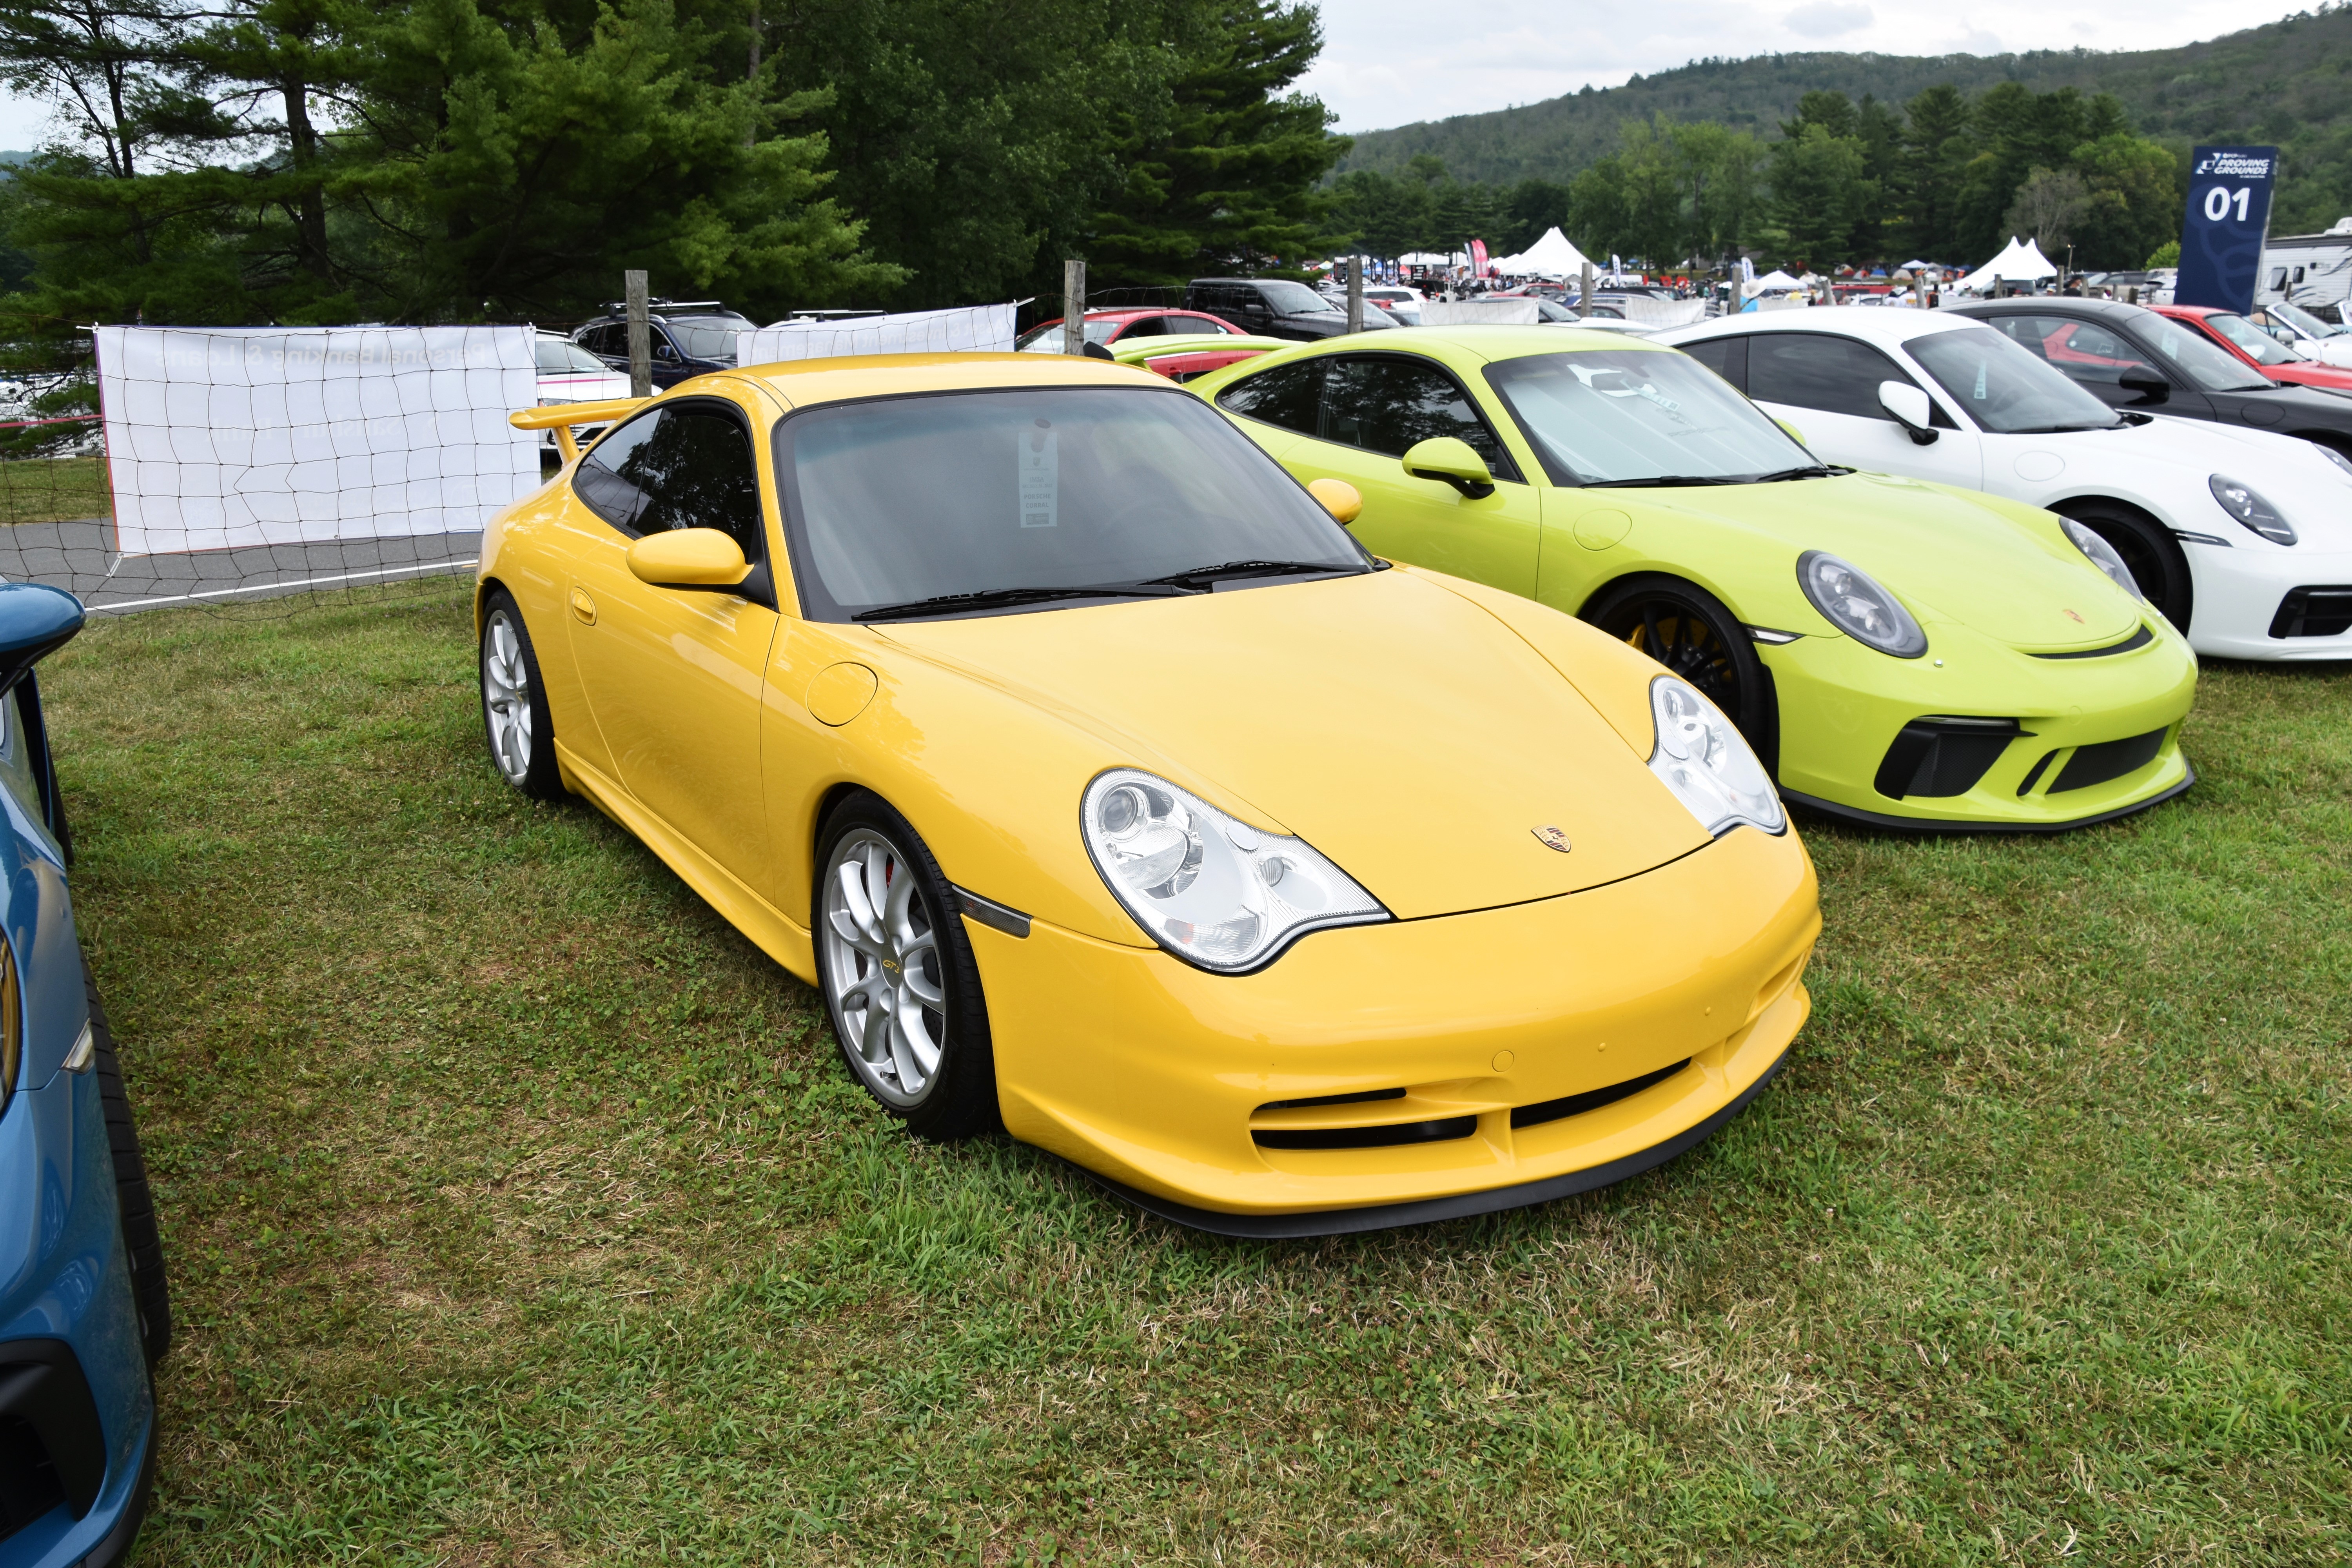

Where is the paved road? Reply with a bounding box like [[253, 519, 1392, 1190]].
[[1, 519, 483, 614]]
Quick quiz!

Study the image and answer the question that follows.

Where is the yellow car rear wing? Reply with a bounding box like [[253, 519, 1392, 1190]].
[[510, 397, 648, 461]]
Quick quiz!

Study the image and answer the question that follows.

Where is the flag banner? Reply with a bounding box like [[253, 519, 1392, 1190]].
[[2176, 146, 2279, 314], [94, 326, 537, 557], [736, 305, 1019, 366]]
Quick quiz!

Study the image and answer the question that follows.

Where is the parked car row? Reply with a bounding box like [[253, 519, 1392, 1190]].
[[488, 284, 2342, 1243]]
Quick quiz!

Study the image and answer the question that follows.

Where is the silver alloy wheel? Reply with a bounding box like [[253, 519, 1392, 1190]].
[[821, 827, 947, 1107], [481, 609, 534, 786]]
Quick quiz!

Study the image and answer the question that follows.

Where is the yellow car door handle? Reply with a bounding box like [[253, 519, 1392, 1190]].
[[569, 587, 597, 625]]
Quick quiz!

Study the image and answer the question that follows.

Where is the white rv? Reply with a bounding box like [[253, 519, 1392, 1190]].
[[2259, 218, 2352, 317]]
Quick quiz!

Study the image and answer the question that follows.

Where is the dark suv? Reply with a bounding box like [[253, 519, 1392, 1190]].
[[572, 301, 757, 389], [1183, 279, 1394, 341]]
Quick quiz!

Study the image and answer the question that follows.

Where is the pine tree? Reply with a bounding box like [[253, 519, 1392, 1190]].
[[1088, 0, 1347, 286]]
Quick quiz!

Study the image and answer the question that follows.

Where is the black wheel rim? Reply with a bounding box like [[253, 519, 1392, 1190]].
[[1612, 597, 1743, 721], [2092, 523, 2185, 630]]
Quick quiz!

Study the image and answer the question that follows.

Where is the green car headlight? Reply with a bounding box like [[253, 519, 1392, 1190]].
[[2058, 517, 2143, 601], [1796, 551, 1928, 658], [2207, 475, 2297, 545]]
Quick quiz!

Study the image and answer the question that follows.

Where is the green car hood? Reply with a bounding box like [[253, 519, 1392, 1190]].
[[1622, 470, 2140, 650]]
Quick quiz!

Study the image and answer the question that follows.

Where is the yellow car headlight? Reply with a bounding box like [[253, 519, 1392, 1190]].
[[1081, 768, 1386, 973], [1648, 676, 1784, 838]]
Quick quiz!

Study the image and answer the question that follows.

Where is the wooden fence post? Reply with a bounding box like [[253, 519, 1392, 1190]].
[[1063, 260, 1087, 356], [625, 270, 652, 398]]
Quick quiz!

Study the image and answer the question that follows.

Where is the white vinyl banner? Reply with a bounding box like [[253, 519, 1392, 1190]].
[[1420, 298, 1541, 325], [94, 325, 538, 557], [734, 303, 1019, 367]]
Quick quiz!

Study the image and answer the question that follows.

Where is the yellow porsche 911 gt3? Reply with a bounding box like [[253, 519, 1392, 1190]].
[[490, 353, 1820, 1236]]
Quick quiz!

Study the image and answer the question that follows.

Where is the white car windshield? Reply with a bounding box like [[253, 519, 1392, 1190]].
[[775, 387, 1368, 621], [1483, 348, 1820, 485], [538, 339, 606, 373], [1905, 327, 2123, 434], [2269, 300, 2344, 339]]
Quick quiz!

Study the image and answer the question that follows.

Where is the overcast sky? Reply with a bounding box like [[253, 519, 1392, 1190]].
[[0, 0, 2306, 150], [1301, 0, 2303, 132]]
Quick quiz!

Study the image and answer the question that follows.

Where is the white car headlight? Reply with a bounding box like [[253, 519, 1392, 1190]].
[[2310, 442, 2352, 481], [1796, 551, 1929, 657], [1081, 769, 1387, 972], [1648, 677, 1784, 838], [2058, 517, 2143, 600], [2208, 475, 2297, 544]]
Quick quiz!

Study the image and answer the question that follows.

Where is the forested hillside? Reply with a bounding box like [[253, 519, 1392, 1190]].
[[1338, 5, 2352, 231]]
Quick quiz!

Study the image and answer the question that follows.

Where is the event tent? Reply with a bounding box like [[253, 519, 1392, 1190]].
[[1954, 236, 2057, 293], [1491, 227, 1591, 278], [1744, 269, 1803, 296]]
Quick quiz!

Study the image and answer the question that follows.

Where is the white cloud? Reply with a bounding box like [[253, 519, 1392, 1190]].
[[1301, 0, 2309, 133], [1785, 2, 1874, 40]]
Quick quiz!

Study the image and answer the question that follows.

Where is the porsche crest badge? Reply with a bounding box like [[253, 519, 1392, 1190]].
[[1532, 825, 1572, 853]]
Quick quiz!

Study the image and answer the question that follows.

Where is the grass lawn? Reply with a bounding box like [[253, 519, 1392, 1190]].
[[44, 584, 2352, 1566], [1, 454, 109, 525]]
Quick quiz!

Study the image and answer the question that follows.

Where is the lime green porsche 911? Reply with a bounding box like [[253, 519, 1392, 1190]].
[[1188, 326, 2197, 831]]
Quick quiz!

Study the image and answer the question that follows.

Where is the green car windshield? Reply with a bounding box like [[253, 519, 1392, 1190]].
[[1484, 349, 1817, 485]]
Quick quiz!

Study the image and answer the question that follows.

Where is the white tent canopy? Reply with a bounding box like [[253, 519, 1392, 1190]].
[[1397, 250, 1459, 266], [1955, 236, 2057, 293], [1491, 226, 1591, 278], [1745, 269, 1803, 296]]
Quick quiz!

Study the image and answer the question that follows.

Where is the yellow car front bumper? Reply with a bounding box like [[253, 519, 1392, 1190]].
[[973, 824, 1820, 1235]]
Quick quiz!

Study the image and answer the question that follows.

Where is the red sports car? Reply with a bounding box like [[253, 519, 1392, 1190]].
[[2153, 303, 2352, 391], [1015, 308, 1247, 353]]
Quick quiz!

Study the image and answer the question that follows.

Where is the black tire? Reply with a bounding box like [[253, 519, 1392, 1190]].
[[811, 791, 999, 1141], [1583, 574, 1777, 767], [2058, 500, 2193, 635], [478, 588, 568, 801], [83, 960, 170, 1367]]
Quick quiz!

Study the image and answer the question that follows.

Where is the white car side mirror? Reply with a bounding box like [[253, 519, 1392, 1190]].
[[1877, 380, 1940, 446]]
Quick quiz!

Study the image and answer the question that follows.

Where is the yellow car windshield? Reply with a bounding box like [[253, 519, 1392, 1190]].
[[775, 387, 1367, 621]]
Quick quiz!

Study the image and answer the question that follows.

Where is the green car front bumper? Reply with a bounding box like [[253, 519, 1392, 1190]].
[[1761, 615, 2198, 831]]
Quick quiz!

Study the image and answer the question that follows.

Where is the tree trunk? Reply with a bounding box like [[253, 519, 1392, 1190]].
[[283, 75, 332, 281]]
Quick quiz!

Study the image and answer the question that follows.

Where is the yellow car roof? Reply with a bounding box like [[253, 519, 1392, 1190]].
[[735, 352, 1161, 406]]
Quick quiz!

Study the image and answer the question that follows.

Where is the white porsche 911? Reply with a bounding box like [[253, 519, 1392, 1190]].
[[1656, 309, 2352, 659]]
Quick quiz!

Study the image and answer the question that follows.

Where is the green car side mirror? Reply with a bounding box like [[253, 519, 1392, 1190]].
[[1401, 437, 1495, 499], [627, 528, 752, 591], [1775, 417, 1807, 446]]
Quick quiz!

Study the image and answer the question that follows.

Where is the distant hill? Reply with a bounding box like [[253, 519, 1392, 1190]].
[[1336, 7, 2352, 227]]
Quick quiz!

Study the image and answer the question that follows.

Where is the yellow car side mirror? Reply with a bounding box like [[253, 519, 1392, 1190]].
[[626, 528, 751, 590], [1401, 437, 1495, 499], [1775, 417, 1807, 446], [1306, 477, 1362, 524]]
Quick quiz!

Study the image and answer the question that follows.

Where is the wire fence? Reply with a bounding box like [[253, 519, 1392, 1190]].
[[0, 326, 535, 616]]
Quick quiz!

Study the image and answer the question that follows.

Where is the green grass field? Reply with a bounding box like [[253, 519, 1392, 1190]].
[[0, 454, 109, 525], [43, 584, 2352, 1566]]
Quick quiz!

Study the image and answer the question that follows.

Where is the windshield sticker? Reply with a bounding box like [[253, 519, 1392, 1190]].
[[1018, 421, 1058, 528], [1973, 361, 1987, 400]]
